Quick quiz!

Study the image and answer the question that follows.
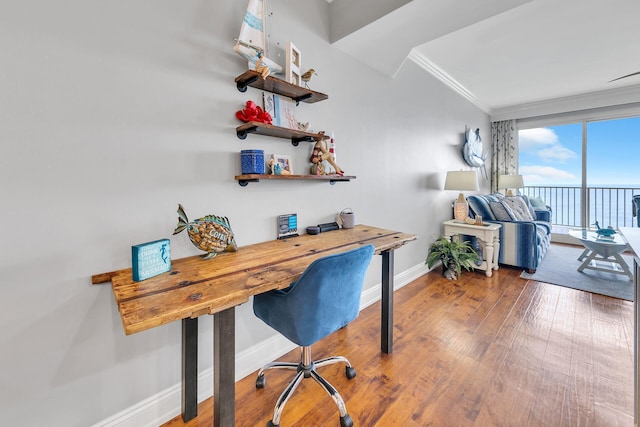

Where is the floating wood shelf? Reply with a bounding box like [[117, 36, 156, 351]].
[[235, 174, 356, 186], [236, 121, 330, 146], [235, 70, 328, 104]]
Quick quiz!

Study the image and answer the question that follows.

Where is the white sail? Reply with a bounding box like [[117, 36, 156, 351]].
[[233, 0, 284, 74]]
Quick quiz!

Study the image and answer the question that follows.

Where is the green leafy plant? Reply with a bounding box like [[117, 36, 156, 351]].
[[426, 236, 481, 280]]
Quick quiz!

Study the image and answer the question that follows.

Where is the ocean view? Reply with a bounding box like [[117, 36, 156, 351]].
[[519, 116, 640, 229], [523, 185, 640, 229]]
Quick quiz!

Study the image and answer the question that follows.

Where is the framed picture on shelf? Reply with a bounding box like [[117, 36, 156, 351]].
[[262, 93, 297, 129], [271, 154, 293, 175], [286, 41, 302, 86], [263, 92, 277, 123], [276, 96, 297, 129]]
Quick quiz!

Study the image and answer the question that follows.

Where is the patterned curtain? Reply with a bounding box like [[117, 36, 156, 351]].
[[490, 120, 518, 192]]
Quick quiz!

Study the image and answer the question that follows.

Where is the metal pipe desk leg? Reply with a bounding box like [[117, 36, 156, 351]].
[[381, 250, 394, 354], [181, 317, 198, 421], [214, 307, 235, 427]]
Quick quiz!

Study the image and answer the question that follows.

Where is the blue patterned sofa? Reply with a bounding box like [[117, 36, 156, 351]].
[[467, 193, 552, 273]]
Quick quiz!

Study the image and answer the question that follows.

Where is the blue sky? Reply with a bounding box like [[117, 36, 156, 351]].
[[519, 116, 640, 186]]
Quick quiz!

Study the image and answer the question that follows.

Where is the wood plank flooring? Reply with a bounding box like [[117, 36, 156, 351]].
[[162, 262, 634, 427]]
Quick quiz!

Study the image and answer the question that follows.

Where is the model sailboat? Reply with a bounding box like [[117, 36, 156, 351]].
[[233, 0, 284, 74]]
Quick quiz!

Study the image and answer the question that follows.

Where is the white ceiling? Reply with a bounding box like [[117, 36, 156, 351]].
[[328, 0, 640, 115]]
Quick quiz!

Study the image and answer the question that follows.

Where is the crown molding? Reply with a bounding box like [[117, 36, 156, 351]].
[[408, 49, 490, 114], [409, 48, 640, 122], [491, 84, 640, 122]]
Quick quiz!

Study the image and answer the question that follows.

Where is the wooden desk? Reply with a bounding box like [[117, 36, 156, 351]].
[[93, 225, 416, 427]]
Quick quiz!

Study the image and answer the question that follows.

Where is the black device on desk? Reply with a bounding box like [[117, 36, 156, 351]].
[[318, 222, 339, 232]]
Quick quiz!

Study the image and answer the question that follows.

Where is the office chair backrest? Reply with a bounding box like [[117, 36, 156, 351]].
[[253, 244, 375, 346]]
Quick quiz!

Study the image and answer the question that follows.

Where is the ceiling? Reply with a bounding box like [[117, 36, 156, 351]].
[[328, 0, 640, 115]]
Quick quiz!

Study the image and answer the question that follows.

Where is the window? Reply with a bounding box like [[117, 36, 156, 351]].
[[518, 116, 640, 229]]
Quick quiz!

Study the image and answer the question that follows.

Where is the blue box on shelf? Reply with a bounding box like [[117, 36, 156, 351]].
[[241, 149, 265, 174], [132, 239, 171, 282]]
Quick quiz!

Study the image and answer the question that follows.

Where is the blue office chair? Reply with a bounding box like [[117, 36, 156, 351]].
[[253, 244, 375, 427]]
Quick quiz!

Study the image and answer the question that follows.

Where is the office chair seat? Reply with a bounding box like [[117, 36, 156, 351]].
[[253, 244, 375, 427]]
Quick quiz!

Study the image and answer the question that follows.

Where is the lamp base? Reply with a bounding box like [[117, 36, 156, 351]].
[[453, 200, 469, 222]]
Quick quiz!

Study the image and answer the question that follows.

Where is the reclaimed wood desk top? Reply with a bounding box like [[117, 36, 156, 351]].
[[93, 225, 417, 335]]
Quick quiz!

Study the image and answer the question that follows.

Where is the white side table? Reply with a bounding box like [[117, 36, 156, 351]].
[[443, 220, 501, 277]]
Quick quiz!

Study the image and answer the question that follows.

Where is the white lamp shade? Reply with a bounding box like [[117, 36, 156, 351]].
[[444, 171, 478, 222], [498, 174, 524, 190], [444, 171, 479, 191]]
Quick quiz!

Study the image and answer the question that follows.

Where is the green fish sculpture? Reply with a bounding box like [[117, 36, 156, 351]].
[[173, 204, 238, 259]]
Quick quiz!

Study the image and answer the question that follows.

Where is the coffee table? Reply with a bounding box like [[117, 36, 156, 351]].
[[568, 229, 633, 280]]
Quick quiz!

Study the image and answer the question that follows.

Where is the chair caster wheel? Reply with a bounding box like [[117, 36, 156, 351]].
[[340, 414, 353, 427], [266, 420, 278, 427], [256, 374, 265, 389], [345, 366, 356, 379]]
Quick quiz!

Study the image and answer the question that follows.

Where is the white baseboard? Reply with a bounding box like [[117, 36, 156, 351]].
[[92, 261, 428, 427]]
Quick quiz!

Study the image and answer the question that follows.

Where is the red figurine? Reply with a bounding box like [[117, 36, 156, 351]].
[[235, 100, 272, 124]]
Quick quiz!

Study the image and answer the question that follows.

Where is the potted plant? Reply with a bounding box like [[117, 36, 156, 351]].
[[426, 237, 481, 280]]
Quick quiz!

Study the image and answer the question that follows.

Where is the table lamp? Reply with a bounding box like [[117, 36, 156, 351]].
[[444, 170, 479, 222], [499, 174, 524, 196]]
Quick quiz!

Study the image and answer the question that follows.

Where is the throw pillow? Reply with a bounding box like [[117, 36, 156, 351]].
[[489, 201, 515, 221], [529, 196, 547, 209], [519, 195, 538, 219], [501, 196, 534, 221]]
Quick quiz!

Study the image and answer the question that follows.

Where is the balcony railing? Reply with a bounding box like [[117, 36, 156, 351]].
[[521, 186, 640, 229]]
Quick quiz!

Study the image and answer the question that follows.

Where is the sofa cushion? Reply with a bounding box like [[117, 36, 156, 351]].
[[501, 196, 534, 221], [467, 194, 501, 221], [489, 201, 515, 221], [536, 225, 547, 245], [519, 195, 538, 218]]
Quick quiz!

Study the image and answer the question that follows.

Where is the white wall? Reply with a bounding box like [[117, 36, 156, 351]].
[[0, 1, 489, 425]]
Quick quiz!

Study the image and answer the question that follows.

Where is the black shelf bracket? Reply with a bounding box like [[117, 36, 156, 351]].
[[236, 75, 259, 93], [238, 178, 259, 187], [329, 179, 351, 185], [236, 125, 258, 140], [293, 93, 312, 106], [291, 136, 315, 147]]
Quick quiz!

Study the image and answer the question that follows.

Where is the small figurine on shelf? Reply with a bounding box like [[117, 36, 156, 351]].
[[310, 161, 325, 175], [301, 68, 317, 89], [235, 100, 272, 124], [309, 135, 343, 176], [254, 52, 270, 80], [269, 158, 291, 175]]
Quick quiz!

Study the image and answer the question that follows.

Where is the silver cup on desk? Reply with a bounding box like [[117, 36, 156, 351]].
[[339, 208, 355, 229]]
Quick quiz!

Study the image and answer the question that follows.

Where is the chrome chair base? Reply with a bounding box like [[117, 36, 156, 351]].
[[256, 346, 356, 427]]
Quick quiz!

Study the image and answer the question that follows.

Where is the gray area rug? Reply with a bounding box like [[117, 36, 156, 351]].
[[520, 244, 634, 301]]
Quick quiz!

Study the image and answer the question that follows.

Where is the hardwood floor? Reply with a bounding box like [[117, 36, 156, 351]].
[[162, 264, 634, 427]]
